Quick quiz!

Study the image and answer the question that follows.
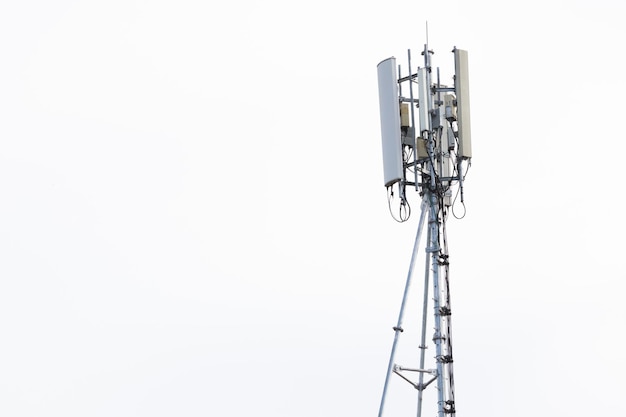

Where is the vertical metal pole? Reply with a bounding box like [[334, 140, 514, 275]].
[[407, 49, 418, 191], [427, 191, 445, 417], [440, 215, 456, 416], [416, 224, 432, 417], [422, 42, 446, 417], [378, 199, 428, 417], [398, 65, 402, 98], [436, 68, 443, 183]]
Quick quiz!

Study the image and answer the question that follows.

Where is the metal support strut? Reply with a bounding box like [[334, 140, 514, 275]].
[[377, 199, 428, 417]]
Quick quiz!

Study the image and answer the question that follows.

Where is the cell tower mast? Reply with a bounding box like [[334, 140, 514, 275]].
[[376, 41, 472, 417]]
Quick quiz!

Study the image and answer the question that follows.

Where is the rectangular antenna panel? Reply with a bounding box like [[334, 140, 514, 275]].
[[377, 57, 404, 187], [454, 49, 472, 158], [417, 68, 430, 134]]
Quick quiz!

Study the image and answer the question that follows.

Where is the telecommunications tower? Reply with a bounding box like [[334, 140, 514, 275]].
[[376, 42, 472, 417]]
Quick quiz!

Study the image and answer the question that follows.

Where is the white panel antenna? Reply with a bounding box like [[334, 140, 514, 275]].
[[417, 67, 430, 135], [454, 48, 472, 159], [377, 58, 404, 187]]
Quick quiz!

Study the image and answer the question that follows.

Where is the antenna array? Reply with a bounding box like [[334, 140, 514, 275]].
[[376, 43, 472, 417]]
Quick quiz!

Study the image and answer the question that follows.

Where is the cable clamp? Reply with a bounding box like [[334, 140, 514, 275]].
[[432, 332, 445, 342], [444, 400, 456, 414], [393, 326, 404, 333], [437, 354, 453, 364]]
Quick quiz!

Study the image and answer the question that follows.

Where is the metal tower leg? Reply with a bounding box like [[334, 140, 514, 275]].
[[427, 191, 446, 417], [378, 199, 429, 417], [416, 225, 432, 417]]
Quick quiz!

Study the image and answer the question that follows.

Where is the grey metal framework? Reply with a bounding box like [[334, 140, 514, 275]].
[[376, 43, 471, 417]]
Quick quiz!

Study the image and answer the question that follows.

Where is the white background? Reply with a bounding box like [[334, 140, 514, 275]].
[[1, 1, 625, 416]]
